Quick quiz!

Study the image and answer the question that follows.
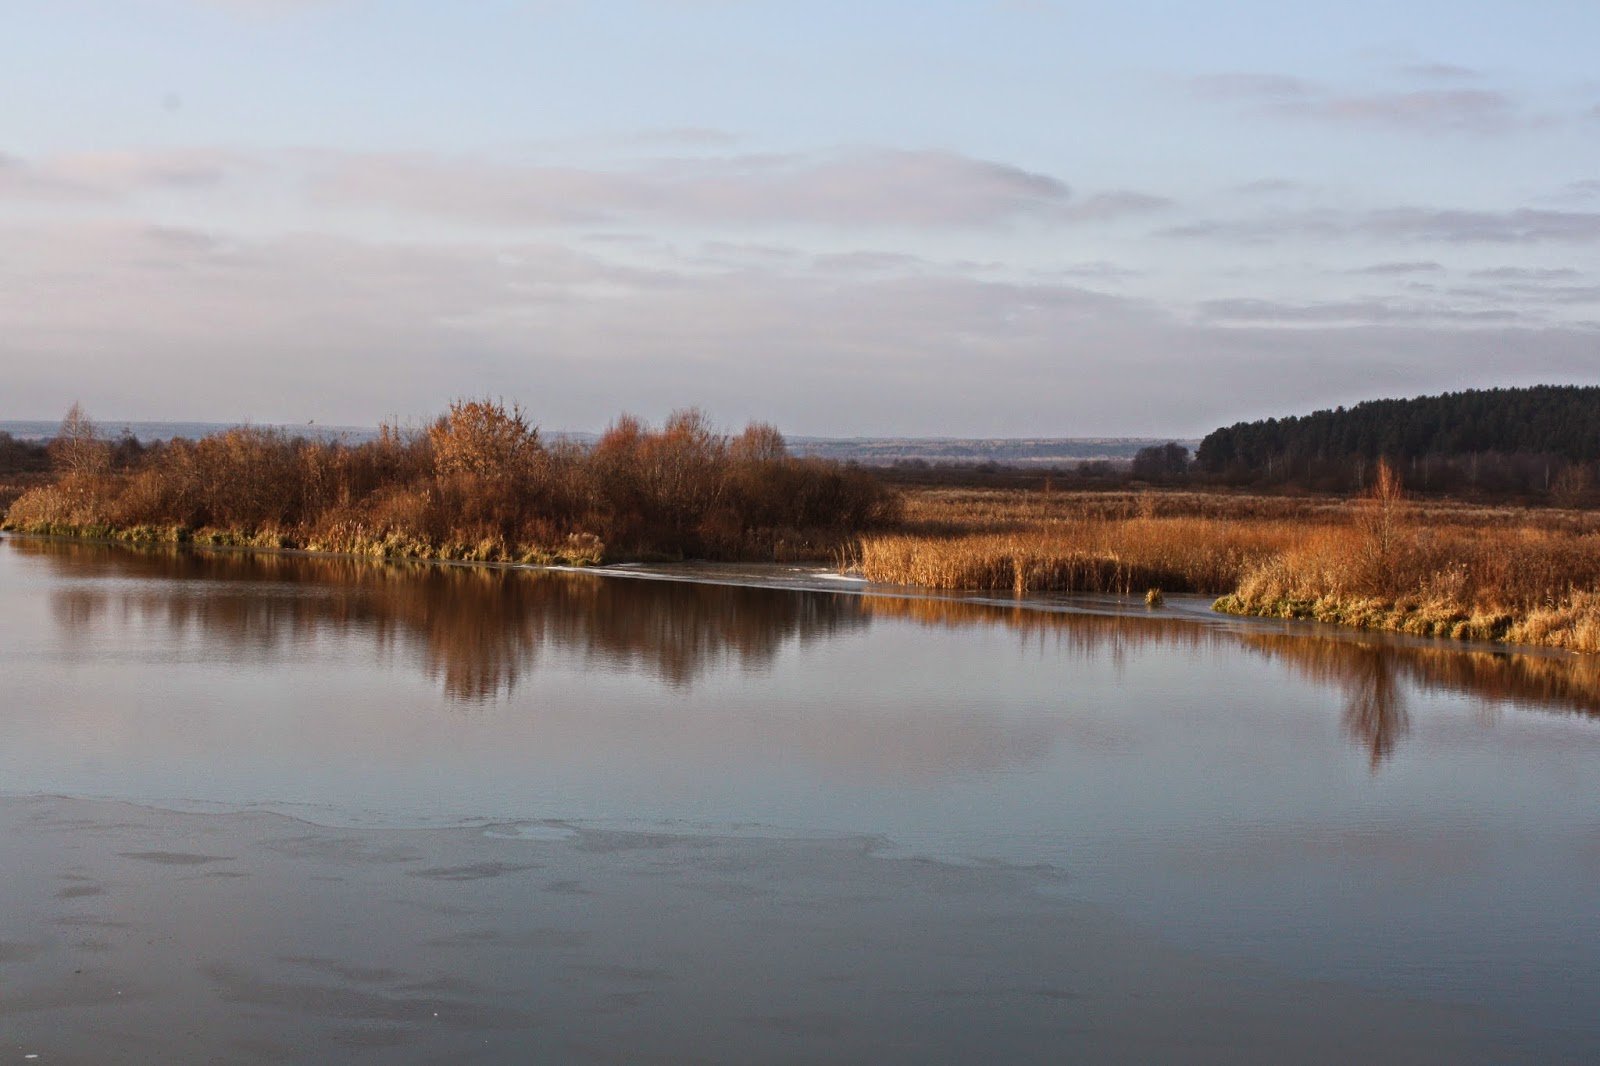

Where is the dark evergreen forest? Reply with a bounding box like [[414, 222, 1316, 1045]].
[[1195, 386, 1600, 497]]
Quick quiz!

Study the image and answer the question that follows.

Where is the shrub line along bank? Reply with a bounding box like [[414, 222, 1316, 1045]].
[[3, 402, 898, 565], [9, 407, 1599, 655]]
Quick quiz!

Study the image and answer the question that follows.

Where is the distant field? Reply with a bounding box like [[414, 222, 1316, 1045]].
[[0, 420, 384, 444], [0, 421, 1192, 467], [788, 436, 1201, 465]]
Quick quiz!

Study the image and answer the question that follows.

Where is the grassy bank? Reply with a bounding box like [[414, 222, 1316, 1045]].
[[2, 402, 897, 565], [856, 476, 1600, 653]]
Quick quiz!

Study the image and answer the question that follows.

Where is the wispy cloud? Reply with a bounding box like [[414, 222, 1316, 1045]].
[[1234, 178, 1302, 196], [1470, 266, 1582, 281], [0, 143, 1177, 233], [1063, 190, 1172, 220], [308, 148, 1077, 229], [0, 153, 98, 201], [1352, 261, 1443, 275], [0, 148, 251, 202], [6, 217, 1597, 435], [1396, 62, 1484, 82], [1199, 296, 1521, 326], [1193, 73, 1530, 134], [1164, 206, 1600, 244], [1364, 207, 1600, 242]]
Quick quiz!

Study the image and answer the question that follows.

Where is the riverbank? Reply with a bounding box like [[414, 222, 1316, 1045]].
[[12, 452, 1600, 652], [854, 486, 1600, 654]]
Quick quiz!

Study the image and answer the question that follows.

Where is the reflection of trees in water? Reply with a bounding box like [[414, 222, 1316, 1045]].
[[21, 539, 866, 701], [18, 537, 1600, 761], [1238, 631, 1600, 767], [860, 594, 1600, 768], [1343, 651, 1407, 771], [1243, 639, 1409, 769]]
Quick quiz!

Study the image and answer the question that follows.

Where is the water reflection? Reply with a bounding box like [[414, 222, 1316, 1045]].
[[860, 594, 1599, 768], [15, 536, 1600, 767], [20, 538, 865, 700]]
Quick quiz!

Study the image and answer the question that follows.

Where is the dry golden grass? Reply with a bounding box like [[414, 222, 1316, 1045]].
[[856, 517, 1297, 594], [859, 483, 1600, 653]]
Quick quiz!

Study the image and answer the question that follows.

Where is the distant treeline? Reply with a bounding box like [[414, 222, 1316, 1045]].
[[0, 432, 50, 473], [1196, 386, 1600, 498], [3, 401, 898, 563]]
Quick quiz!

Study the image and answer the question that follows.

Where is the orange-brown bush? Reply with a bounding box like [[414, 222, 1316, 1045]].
[[4, 402, 898, 563]]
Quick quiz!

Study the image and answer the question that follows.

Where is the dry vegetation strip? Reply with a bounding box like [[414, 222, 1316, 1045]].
[[2, 402, 898, 565], [858, 475, 1600, 653], [12, 406, 1600, 655]]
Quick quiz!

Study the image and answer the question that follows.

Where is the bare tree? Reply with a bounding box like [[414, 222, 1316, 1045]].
[[49, 402, 111, 476], [1357, 458, 1406, 593]]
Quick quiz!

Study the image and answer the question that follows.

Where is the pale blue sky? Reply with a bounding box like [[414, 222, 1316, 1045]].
[[3, 0, 1598, 435]]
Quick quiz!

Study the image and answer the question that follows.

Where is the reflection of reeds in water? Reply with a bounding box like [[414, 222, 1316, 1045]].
[[20, 537, 1600, 764]]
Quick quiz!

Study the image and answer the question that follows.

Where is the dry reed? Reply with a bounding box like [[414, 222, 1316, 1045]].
[[857, 476, 1600, 653]]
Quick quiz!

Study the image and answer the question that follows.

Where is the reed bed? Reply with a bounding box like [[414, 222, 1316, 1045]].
[[861, 479, 1600, 653], [1218, 523, 1600, 652], [856, 516, 1298, 594]]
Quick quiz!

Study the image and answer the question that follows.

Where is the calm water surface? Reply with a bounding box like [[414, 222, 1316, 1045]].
[[3, 536, 1598, 1054]]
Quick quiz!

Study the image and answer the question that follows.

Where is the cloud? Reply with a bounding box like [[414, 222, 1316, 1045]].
[[1452, 277, 1600, 306], [1397, 63, 1484, 82], [1470, 266, 1582, 281], [1315, 90, 1520, 134], [308, 148, 1076, 229], [1234, 179, 1301, 196], [1538, 179, 1600, 206], [1199, 297, 1521, 326], [1193, 73, 1529, 134], [1192, 73, 1314, 102], [0, 153, 100, 201], [49, 149, 249, 190], [0, 220, 1144, 430], [1352, 261, 1443, 276], [1364, 207, 1600, 242], [0, 148, 249, 202], [0, 143, 1169, 236], [5, 218, 1598, 438], [1063, 190, 1172, 220], [626, 127, 743, 148], [189, 0, 340, 12], [1163, 206, 1600, 245]]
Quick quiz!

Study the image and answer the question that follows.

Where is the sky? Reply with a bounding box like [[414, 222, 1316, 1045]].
[[2, 0, 1598, 437]]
